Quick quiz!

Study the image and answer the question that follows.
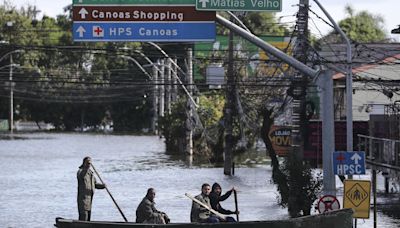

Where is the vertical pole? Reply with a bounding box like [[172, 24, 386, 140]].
[[172, 58, 178, 102], [314, 0, 353, 178], [385, 177, 389, 194], [318, 69, 336, 195], [224, 17, 234, 175], [159, 59, 165, 118], [152, 64, 159, 134], [287, 0, 309, 216], [186, 48, 193, 155], [9, 54, 13, 134], [166, 58, 172, 114], [373, 168, 377, 228]]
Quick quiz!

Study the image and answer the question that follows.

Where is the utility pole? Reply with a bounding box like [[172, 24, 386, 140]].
[[152, 64, 159, 134], [318, 69, 336, 195], [287, 0, 310, 217], [9, 54, 14, 134], [186, 48, 194, 155], [224, 16, 235, 175], [159, 59, 165, 118], [166, 58, 172, 114], [291, 0, 310, 159], [172, 58, 178, 102]]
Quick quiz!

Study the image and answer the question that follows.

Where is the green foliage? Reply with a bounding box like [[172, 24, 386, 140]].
[[0, 3, 152, 132], [261, 108, 322, 218], [159, 98, 187, 153], [325, 5, 387, 43], [197, 91, 225, 127], [243, 12, 288, 36]]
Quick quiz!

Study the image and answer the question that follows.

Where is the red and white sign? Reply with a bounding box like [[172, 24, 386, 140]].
[[317, 195, 340, 213], [92, 26, 104, 37]]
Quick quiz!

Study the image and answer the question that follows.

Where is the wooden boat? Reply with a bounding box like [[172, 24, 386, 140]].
[[55, 208, 353, 228]]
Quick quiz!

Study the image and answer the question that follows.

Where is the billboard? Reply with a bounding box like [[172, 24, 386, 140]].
[[268, 121, 369, 161]]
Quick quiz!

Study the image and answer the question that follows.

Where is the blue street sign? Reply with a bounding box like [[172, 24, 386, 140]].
[[73, 22, 215, 42], [333, 151, 366, 175]]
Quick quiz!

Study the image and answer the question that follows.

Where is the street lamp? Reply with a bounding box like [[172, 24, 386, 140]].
[[0, 49, 24, 134], [119, 55, 152, 80]]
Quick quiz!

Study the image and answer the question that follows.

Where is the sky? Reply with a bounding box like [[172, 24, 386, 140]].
[[5, 0, 400, 41]]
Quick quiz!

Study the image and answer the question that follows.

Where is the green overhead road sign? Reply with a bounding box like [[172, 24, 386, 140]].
[[73, 0, 196, 5], [196, 0, 281, 11]]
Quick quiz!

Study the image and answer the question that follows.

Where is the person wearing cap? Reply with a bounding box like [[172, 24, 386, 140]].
[[209, 183, 238, 222], [77, 156, 106, 221], [136, 188, 170, 224]]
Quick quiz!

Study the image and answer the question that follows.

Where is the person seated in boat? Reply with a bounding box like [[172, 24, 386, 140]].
[[136, 188, 170, 224], [77, 156, 106, 221], [190, 183, 220, 223], [209, 183, 238, 222]]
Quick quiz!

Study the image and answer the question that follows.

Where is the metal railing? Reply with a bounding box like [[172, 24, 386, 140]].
[[358, 134, 400, 174]]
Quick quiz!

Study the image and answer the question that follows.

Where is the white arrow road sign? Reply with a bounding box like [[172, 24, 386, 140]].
[[351, 153, 362, 165], [79, 8, 89, 19], [76, 26, 86, 37], [198, 0, 209, 8]]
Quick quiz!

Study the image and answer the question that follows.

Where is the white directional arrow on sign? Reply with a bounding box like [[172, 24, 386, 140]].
[[351, 153, 362, 165], [198, 0, 209, 8], [76, 26, 86, 37], [79, 8, 89, 19]]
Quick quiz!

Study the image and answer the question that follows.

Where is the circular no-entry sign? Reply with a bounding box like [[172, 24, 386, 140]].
[[317, 195, 340, 213]]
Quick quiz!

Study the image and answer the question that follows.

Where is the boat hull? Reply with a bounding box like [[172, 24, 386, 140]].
[[55, 209, 353, 228]]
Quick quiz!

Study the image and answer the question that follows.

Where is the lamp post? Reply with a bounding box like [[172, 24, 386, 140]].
[[0, 49, 23, 134]]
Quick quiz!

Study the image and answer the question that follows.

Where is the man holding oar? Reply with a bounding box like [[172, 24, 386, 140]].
[[77, 156, 106, 221], [190, 183, 221, 223], [209, 183, 238, 222]]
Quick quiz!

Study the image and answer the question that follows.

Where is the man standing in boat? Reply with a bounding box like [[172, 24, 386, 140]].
[[77, 156, 105, 221], [136, 188, 170, 224], [209, 183, 237, 222], [190, 183, 220, 223]]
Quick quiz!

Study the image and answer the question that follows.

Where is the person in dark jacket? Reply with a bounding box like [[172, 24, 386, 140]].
[[209, 183, 238, 222], [136, 188, 170, 224], [77, 156, 106, 221]]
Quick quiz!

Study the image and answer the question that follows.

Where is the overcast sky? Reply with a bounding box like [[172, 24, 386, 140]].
[[6, 0, 400, 40]]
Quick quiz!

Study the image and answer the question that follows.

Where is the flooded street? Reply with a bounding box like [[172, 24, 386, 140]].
[[0, 133, 399, 227]]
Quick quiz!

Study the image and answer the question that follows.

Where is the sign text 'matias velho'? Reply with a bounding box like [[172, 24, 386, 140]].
[[206, 0, 280, 8]]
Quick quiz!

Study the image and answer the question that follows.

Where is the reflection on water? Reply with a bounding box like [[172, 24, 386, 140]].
[[0, 133, 286, 227], [0, 132, 399, 228]]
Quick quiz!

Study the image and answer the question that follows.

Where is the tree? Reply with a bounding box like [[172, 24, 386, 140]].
[[325, 5, 387, 43]]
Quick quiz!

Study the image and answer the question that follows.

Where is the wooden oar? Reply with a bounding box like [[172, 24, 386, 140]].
[[185, 193, 226, 220], [91, 164, 128, 222], [233, 190, 239, 221]]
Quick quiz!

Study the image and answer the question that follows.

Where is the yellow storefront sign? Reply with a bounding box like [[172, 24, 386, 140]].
[[343, 180, 371, 218]]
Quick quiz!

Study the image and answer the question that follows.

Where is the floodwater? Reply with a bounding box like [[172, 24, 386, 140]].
[[0, 133, 399, 228]]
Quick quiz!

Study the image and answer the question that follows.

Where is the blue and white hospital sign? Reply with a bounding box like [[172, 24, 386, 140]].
[[73, 22, 216, 42], [333, 151, 366, 175]]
